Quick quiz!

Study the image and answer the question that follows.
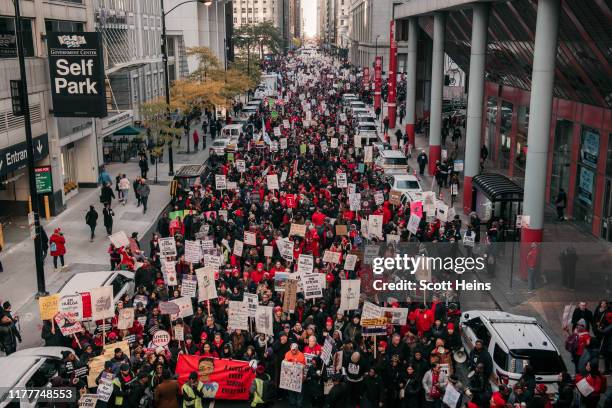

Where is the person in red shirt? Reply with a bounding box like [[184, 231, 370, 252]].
[[527, 242, 540, 292], [312, 208, 326, 226], [251, 263, 266, 284], [303, 335, 322, 356], [415, 304, 434, 336], [575, 362, 607, 408]]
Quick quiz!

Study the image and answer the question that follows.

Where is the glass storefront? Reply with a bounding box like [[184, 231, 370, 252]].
[[573, 127, 600, 227], [499, 101, 513, 172], [486, 97, 497, 154], [550, 120, 573, 202], [514, 106, 529, 180], [602, 133, 612, 241]]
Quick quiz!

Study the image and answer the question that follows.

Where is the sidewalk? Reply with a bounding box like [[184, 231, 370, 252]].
[[0, 130, 211, 350]]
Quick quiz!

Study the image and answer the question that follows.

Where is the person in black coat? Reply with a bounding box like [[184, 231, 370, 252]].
[[402, 365, 423, 408], [138, 154, 149, 178], [85, 206, 98, 241], [103, 204, 114, 236], [417, 151, 428, 175], [468, 339, 493, 379], [100, 183, 115, 206], [126, 371, 150, 407], [571, 302, 595, 331], [327, 374, 349, 408]]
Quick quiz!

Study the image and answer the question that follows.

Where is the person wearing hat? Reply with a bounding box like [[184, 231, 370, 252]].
[[111, 347, 130, 373], [283, 342, 305, 406], [108, 363, 132, 407], [250, 363, 274, 407], [468, 362, 491, 407], [182, 371, 205, 408], [126, 370, 150, 407]]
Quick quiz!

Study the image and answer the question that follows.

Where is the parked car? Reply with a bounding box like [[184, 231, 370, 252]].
[[385, 173, 422, 195], [460, 310, 566, 393], [58, 271, 135, 313]]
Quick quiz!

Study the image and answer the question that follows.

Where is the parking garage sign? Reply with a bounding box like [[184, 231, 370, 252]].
[[47, 32, 107, 118]]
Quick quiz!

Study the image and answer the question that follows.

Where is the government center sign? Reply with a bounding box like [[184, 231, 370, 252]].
[[47, 32, 107, 118]]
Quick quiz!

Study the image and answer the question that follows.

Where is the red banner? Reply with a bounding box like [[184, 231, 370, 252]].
[[374, 57, 382, 110], [175, 356, 255, 400], [363, 67, 370, 89], [387, 20, 398, 129]]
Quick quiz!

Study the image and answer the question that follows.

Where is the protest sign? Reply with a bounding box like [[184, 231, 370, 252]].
[[59, 294, 83, 321], [255, 305, 274, 335], [374, 191, 384, 206], [159, 237, 177, 257], [196, 267, 218, 301], [243, 293, 259, 317], [298, 254, 314, 274], [152, 330, 171, 347], [228, 301, 249, 331], [335, 224, 348, 236], [407, 214, 421, 234], [244, 231, 257, 246], [322, 250, 341, 264], [280, 361, 304, 392], [389, 190, 402, 206], [349, 193, 361, 211], [283, 279, 298, 313], [368, 215, 384, 239], [175, 356, 255, 400], [90, 286, 114, 321], [335, 172, 348, 188], [181, 275, 197, 297], [109, 231, 129, 248], [174, 325, 184, 341], [184, 240, 201, 263], [162, 259, 178, 286], [344, 254, 358, 271], [215, 174, 227, 190], [264, 245, 274, 258], [274, 272, 289, 292], [410, 200, 423, 218], [39, 294, 59, 320], [267, 174, 279, 190], [97, 372, 114, 402], [55, 312, 84, 336], [233, 240, 244, 257], [170, 297, 194, 319], [117, 307, 134, 330], [289, 223, 306, 237], [340, 280, 361, 311]]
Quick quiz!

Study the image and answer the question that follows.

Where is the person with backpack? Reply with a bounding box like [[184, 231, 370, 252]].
[[250, 364, 275, 407], [566, 319, 591, 372]]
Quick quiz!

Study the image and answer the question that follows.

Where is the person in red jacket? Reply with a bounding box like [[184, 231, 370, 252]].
[[575, 362, 607, 408], [192, 129, 199, 150], [49, 228, 67, 271], [415, 304, 434, 336], [312, 208, 326, 226]]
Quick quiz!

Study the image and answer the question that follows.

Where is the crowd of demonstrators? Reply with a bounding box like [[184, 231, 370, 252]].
[[22, 51, 611, 408]]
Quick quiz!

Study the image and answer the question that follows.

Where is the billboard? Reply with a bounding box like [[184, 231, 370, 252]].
[[47, 32, 107, 118]]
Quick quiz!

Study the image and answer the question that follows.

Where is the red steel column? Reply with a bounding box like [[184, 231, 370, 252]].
[[374, 56, 382, 110], [387, 20, 398, 129]]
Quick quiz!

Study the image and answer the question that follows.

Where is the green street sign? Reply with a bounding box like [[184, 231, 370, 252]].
[[35, 166, 52, 194]]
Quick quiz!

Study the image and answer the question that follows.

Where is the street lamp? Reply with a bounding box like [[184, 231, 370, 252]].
[[161, 0, 213, 175], [374, 34, 381, 68], [12, 0, 47, 296]]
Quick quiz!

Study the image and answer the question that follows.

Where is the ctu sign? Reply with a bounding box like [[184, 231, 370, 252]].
[[0, 134, 49, 178], [47, 32, 107, 118]]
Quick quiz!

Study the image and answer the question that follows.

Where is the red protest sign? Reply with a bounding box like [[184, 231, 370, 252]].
[[176, 356, 255, 400], [286, 194, 297, 208]]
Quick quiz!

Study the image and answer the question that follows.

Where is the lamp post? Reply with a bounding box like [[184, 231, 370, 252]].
[[161, 0, 213, 175], [12, 0, 47, 296]]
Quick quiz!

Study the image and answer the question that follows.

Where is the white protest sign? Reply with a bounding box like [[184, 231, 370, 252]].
[[374, 191, 384, 206], [364, 146, 373, 163], [233, 240, 244, 257], [267, 174, 279, 190], [362, 301, 383, 319], [117, 307, 134, 330], [407, 214, 421, 234], [298, 254, 314, 274], [236, 160, 246, 173], [336, 172, 348, 188], [322, 250, 342, 264], [96, 373, 114, 402], [90, 286, 114, 321], [264, 245, 274, 258], [255, 305, 274, 335], [109, 231, 129, 248], [280, 138, 288, 149], [59, 295, 83, 321], [244, 231, 257, 246], [436, 200, 449, 222], [349, 193, 361, 211], [331, 138, 338, 148], [279, 361, 304, 393], [303, 273, 323, 299], [174, 325, 184, 341], [196, 267, 217, 301], [243, 293, 259, 317], [368, 214, 384, 239], [181, 275, 197, 297], [162, 259, 178, 286], [215, 174, 227, 190], [344, 254, 358, 271], [170, 297, 193, 319], [159, 237, 177, 257], [184, 240, 201, 264], [340, 280, 361, 311], [228, 300, 249, 331]]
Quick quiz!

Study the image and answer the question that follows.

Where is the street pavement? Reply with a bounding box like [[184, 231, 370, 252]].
[[0, 129, 211, 351]]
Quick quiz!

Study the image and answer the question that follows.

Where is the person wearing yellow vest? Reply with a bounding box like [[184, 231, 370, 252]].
[[182, 371, 205, 408], [109, 363, 132, 408], [249, 364, 272, 407]]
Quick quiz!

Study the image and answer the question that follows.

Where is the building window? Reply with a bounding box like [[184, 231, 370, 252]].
[[254, 8, 258, 13], [242, 18, 246, 23], [234, 8, 237, 13], [248, 8, 252, 13], [242, 8, 246, 12], [550, 120, 573, 206], [514, 105, 528, 179], [574, 127, 600, 226], [498, 101, 513, 172], [0, 16, 35, 57], [263, 8, 267, 13], [167, 37, 175, 57], [234, 17, 238, 23], [45, 19, 84, 33]]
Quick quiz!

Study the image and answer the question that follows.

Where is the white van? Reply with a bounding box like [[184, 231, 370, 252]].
[[374, 150, 409, 172], [460, 311, 566, 393]]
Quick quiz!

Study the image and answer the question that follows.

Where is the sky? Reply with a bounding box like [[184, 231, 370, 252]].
[[302, 0, 318, 38]]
